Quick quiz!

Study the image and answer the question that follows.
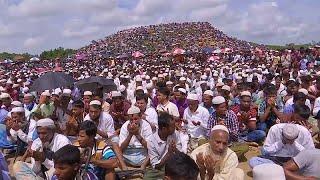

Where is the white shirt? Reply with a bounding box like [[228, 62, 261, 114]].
[[119, 119, 153, 148], [183, 105, 210, 138], [263, 123, 315, 157], [148, 130, 182, 168], [84, 112, 115, 138], [8, 119, 37, 143], [285, 97, 311, 110], [313, 97, 320, 116], [156, 101, 180, 118], [31, 133, 70, 171], [144, 107, 158, 130]]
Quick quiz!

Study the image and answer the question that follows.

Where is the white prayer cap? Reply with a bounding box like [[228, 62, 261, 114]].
[[158, 74, 164, 78], [179, 77, 186, 81], [178, 88, 187, 94], [89, 100, 101, 106], [12, 84, 19, 88], [24, 81, 30, 86], [111, 91, 122, 98], [11, 101, 23, 107], [11, 107, 25, 113], [298, 88, 308, 95], [63, 89, 72, 95], [211, 125, 229, 134], [146, 83, 153, 90], [127, 106, 140, 115], [152, 77, 158, 81], [201, 75, 207, 80], [203, 90, 214, 96], [136, 86, 144, 90], [199, 81, 207, 85], [212, 96, 225, 105], [136, 77, 142, 82], [283, 124, 299, 140], [249, 117, 257, 121], [253, 164, 285, 180], [240, 91, 252, 97], [145, 75, 150, 80], [0, 86, 5, 92], [216, 82, 224, 87], [166, 81, 173, 85], [187, 94, 198, 101], [6, 79, 13, 84], [0, 93, 10, 99], [119, 85, 126, 92], [37, 118, 55, 128], [0, 79, 6, 83], [22, 87, 29, 93], [24, 93, 33, 98], [83, 91, 93, 96], [41, 91, 51, 97], [221, 85, 231, 92]]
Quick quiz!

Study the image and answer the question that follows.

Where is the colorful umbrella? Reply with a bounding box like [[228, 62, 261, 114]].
[[172, 48, 186, 55], [132, 51, 144, 58]]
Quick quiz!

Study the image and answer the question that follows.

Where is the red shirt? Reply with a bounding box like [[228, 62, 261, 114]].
[[230, 104, 257, 130]]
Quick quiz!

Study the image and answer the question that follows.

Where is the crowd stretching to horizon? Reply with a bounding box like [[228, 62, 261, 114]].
[[0, 22, 319, 180]]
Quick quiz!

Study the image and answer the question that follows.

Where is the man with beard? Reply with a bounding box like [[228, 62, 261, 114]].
[[191, 125, 244, 180], [109, 91, 131, 131], [13, 118, 70, 179], [23, 93, 37, 112]]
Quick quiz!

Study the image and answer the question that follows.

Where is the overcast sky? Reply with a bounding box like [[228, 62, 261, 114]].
[[0, 0, 319, 54]]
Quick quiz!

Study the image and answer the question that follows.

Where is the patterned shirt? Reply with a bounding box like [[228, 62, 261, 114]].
[[230, 105, 257, 131], [207, 110, 239, 142], [257, 98, 284, 124]]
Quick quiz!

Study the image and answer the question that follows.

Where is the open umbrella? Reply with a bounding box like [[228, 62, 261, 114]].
[[30, 57, 40, 62], [75, 76, 117, 92], [172, 48, 185, 56], [31, 72, 75, 92], [132, 51, 144, 58], [202, 47, 214, 54]]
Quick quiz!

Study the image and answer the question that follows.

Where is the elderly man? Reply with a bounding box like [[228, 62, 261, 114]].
[[84, 100, 115, 141], [33, 91, 55, 118], [183, 93, 210, 152], [23, 93, 37, 112], [249, 123, 315, 168], [191, 125, 244, 180], [13, 118, 70, 179], [119, 106, 153, 170]]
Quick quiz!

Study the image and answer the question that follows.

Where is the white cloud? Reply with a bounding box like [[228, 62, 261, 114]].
[[23, 36, 44, 48]]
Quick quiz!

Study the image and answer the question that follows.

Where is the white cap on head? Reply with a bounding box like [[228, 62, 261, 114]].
[[0, 93, 11, 99], [216, 82, 224, 87], [6, 79, 13, 84], [24, 93, 33, 98], [221, 85, 231, 92], [178, 88, 187, 94], [22, 87, 29, 93], [240, 91, 251, 97], [179, 77, 186, 81], [253, 164, 285, 180], [212, 96, 225, 105], [12, 84, 19, 88], [187, 94, 198, 101], [166, 81, 173, 85], [136, 77, 142, 82], [211, 125, 229, 134], [89, 100, 101, 106], [283, 124, 299, 140], [298, 88, 308, 95], [146, 83, 153, 90], [203, 90, 214, 96], [37, 118, 55, 128], [41, 91, 51, 97], [11, 107, 25, 113], [152, 77, 158, 81], [127, 106, 140, 115], [11, 101, 23, 107], [136, 86, 144, 91], [119, 85, 126, 92], [111, 91, 122, 98], [63, 89, 72, 95], [84, 91, 93, 96]]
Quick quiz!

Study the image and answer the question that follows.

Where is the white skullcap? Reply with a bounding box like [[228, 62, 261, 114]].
[[146, 83, 153, 90], [136, 77, 142, 82], [203, 90, 214, 96], [216, 82, 224, 87], [187, 94, 198, 101], [11, 101, 23, 107], [24, 93, 33, 98], [37, 118, 55, 128], [253, 164, 285, 180], [240, 91, 252, 97], [166, 81, 173, 85], [212, 96, 226, 105], [12, 84, 19, 88], [63, 89, 72, 95], [136, 86, 144, 91], [127, 106, 141, 115], [111, 91, 122, 98], [221, 85, 231, 91], [83, 91, 93, 96], [41, 91, 51, 97], [211, 125, 229, 134], [199, 81, 207, 85], [201, 75, 207, 80], [158, 74, 164, 78], [22, 87, 29, 93], [6, 79, 13, 84], [152, 77, 158, 81], [0, 93, 10, 99], [145, 75, 150, 80], [89, 100, 101, 106], [0, 86, 5, 92], [298, 88, 308, 95], [179, 77, 186, 81], [178, 88, 187, 94], [11, 107, 25, 113], [119, 85, 126, 92], [283, 124, 299, 140]]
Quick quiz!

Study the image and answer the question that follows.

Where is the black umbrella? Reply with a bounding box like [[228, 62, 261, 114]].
[[30, 72, 75, 92], [75, 76, 117, 92]]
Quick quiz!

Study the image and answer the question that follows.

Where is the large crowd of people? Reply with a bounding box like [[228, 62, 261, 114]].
[[0, 22, 320, 180]]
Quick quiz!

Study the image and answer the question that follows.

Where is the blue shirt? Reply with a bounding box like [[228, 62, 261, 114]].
[[0, 109, 8, 124]]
